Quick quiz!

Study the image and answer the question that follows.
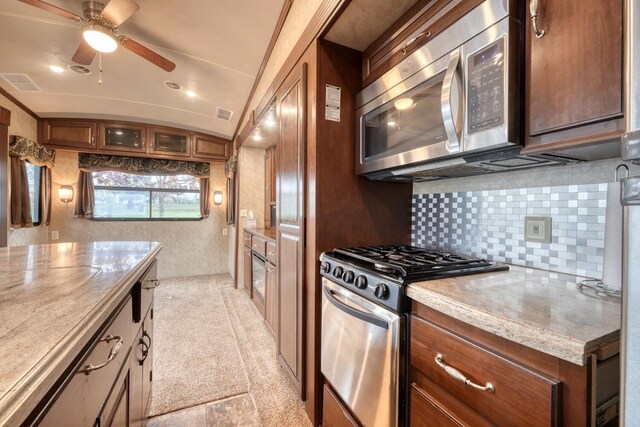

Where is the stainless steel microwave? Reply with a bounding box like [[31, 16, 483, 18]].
[[355, 0, 523, 179]]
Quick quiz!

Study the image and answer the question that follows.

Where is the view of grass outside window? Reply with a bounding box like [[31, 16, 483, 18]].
[[93, 171, 201, 220], [25, 162, 42, 225]]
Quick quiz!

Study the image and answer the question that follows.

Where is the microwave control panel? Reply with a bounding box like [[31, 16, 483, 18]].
[[467, 39, 505, 134]]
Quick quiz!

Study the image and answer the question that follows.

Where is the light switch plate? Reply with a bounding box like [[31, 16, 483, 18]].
[[240, 210, 247, 218], [222, 228, 228, 236], [524, 216, 552, 243], [51, 231, 59, 240]]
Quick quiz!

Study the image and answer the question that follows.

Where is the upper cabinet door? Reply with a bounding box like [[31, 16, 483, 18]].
[[149, 127, 191, 157], [526, 0, 623, 141], [41, 119, 97, 150], [99, 122, 147, 154], [193, 134, 229, 161]]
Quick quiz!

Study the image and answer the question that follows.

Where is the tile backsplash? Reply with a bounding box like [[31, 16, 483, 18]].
[[411, 183, 608, 279]]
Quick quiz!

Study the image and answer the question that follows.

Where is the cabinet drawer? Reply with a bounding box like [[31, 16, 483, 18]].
[[243, 231, 252, 248], [322, 384, 359, 427], [410, 384, 463, 427], [410, 316, 560, 426], [266, 241, 277, 265], [41, 297, 134, 427], [252, 236, 267, 257]]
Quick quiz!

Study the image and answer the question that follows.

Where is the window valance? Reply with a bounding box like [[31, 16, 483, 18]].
[[9, 136, 55, 168], [78, 153, 210, 178]]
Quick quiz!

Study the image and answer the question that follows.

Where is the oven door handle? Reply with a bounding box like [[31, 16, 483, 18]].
[[441, 50, 462, 153], [323, 286, 388, 330]]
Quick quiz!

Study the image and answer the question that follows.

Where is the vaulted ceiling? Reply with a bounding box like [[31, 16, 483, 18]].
[[0, 0, 285, 139]]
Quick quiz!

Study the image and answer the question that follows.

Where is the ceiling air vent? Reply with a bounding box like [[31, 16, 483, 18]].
[[0, 73, 41, 92], [216, 107, 234, 122], [68, 64, 92, 75]]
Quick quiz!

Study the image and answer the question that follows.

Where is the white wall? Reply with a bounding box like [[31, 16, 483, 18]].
[[49, 151, 230, 279]]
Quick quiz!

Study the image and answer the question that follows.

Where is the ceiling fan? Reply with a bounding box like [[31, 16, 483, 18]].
[[19, 0, 176, 72]]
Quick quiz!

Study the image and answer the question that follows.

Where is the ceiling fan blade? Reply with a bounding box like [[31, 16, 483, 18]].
[[18, 0, 83, 22], [71, 40, 97, 65], [120, 38, 175, 72], [101, 0, 140, 26]]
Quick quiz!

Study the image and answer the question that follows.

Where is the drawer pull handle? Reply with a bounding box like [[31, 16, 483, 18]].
[[143, 278, 160, 290], [267, 251, 276, 256], [402, 31, 431, 55], [529, 0, 545, 38], [140, 330, 151, 364], [79, 335, 123, 375], [435, 353, 495, 393]]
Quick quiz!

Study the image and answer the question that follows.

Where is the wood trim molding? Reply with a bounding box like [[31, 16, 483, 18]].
[[232, 0, 293, 142], [0, 116, 8, 248], [0, 87, 39, 121]]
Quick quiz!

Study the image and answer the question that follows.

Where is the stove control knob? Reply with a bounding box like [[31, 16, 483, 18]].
[[374, 283, 389, 300], [343, 270, 355, 283], [355, 275, 368, 290], [332, 266, 344, 279], [321, 262, 331, 273]]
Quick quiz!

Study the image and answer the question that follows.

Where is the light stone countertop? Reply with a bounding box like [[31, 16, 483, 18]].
[[0, 241, 162, 426], [407, 265, 621, 366]]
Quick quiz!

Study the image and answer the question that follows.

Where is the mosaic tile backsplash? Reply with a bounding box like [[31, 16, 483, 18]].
[[411, 183, 608, 279]]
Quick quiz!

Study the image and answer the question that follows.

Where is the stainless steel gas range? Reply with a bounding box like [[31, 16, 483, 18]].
[[319, 245, 507, 427]]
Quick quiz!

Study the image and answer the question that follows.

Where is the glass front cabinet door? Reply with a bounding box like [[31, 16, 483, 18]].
[[149, 127, 191, 157], [99, 122, 147, 153]]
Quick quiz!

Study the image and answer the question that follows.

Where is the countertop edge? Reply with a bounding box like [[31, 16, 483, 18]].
[[243, 227, 276, 242], [0, 243, 163, 426], [406, 285, 615, 366]]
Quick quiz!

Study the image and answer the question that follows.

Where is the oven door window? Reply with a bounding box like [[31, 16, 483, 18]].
[[363, 75, 448, 161], [252, 255, 265, 303]]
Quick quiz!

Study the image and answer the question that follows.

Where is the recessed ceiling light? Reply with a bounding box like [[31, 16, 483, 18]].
[[164, 80, 182, 90], [186, 90, 196, 98], [49, 65, 64, 73], [265, 115, 276, 127], [252, 133, 262, 141]]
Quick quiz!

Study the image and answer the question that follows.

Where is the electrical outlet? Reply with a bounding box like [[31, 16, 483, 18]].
[[240, 210, 247, 218], [524, 216, 552, 243], [222, 228, 228, 236], [51, 231, 59, 240]]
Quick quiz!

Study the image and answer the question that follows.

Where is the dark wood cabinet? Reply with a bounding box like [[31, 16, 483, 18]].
[[276, 63, 307, 398], [36, 260, 157, 427], [40, 118, 230, 162], [99, 122, 147, 154], [149, 127, 191, 158], [410, 302, 596, 426], [41, 119, 97, 150], [193, 134, 229, 160], [361, 0, 483, 88], [524, 0, 624, 157], [322, 384, 359, 427]]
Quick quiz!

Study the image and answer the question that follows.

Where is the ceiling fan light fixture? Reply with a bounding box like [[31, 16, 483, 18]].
[[82, 24, 118, 53]]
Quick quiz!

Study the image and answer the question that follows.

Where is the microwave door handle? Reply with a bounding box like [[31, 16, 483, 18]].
[[441, 50, 462, 153], [323, 286, 389, 329]]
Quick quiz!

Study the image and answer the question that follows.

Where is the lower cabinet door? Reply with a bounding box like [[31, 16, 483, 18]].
[[322, 383, 359, 427], [410, 384, 464, 427], [142, 305, 154, 416], [129, 326, 145, 427], [98, 356, 133, 427]]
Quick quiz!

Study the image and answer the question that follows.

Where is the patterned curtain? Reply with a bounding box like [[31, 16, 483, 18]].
[[9, 136, 55, 228], [78, 153, 210, 178], [225, 155, 237, 225]]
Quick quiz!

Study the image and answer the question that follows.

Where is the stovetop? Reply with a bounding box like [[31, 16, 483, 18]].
[[320, 245, 508, 313]]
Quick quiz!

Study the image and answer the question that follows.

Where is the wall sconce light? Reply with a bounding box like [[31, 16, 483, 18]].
[[213, 191, 223, 206], [59, 185, 74, 203]]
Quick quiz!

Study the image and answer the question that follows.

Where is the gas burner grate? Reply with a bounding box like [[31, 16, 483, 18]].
[[333, 245, 507, 281]]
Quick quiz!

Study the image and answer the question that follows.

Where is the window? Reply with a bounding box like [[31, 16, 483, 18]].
[[25, 162, 42, 225], [92, 171, 201, 220]]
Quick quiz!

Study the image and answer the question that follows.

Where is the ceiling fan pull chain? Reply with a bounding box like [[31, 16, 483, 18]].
[[99, 52, 103, 85]]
